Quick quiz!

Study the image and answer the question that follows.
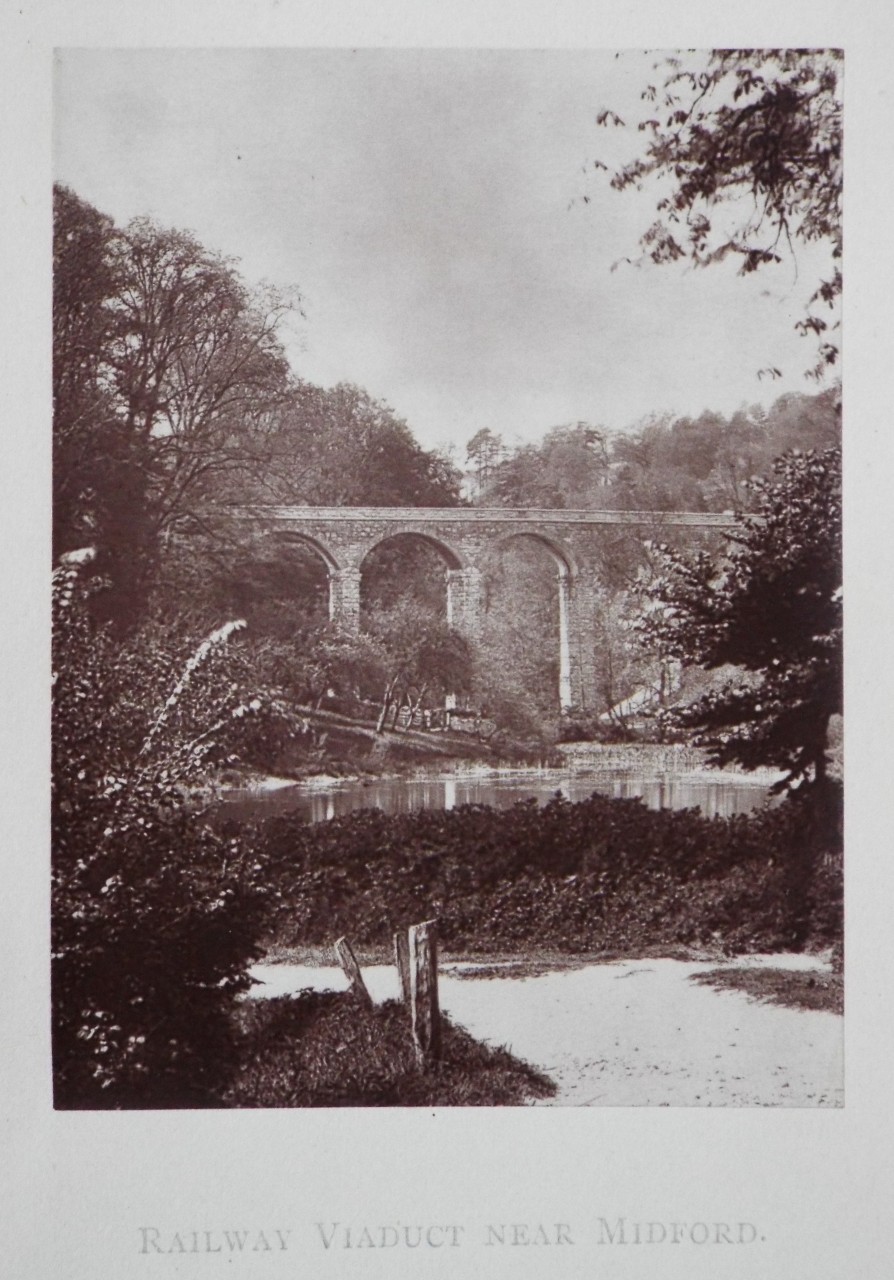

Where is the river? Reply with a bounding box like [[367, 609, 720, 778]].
[[218, 767, 778, 825]]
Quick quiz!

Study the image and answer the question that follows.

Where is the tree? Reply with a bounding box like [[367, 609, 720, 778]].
[[638, 448, 842, 789], [53, 187, 297, 629], [106, 215, 296, 527], [235, 380, 462, 508], [465, 428, 505, 500], [593, 49, 842, 379], [364, 600, 474, 732], [493, 423, 611, 509], [638, 447, 841, 945]]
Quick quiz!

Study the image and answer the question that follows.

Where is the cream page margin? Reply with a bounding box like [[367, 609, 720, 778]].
[[2, 2, 892, 1278]]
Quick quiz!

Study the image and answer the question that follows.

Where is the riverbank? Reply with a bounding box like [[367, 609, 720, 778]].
[[218, 714, 841, 796], [555, 741, 785, 784]]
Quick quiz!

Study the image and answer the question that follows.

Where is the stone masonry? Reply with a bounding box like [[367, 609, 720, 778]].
[[232, 506, 736, 713]]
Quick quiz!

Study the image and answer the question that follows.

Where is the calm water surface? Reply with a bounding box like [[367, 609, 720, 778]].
[[219, 770, 776, 825]]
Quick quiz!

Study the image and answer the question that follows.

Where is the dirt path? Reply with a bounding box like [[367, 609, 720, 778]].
[[250, 953, 842, 1107]]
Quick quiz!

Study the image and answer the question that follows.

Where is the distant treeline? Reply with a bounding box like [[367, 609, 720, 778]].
[[464, 389, 840, 512]]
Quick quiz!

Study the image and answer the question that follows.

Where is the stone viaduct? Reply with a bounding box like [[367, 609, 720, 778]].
[[232, 506, 737, 713]]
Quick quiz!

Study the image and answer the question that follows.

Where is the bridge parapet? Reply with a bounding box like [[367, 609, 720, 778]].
[[231, 504, 737, 528], [229, 506, 736, 570]]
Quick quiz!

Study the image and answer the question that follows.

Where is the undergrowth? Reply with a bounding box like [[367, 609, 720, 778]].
[[222, 992, 555, 1107], [251, 788, 843, 958], [690, 966, 843, 1015]]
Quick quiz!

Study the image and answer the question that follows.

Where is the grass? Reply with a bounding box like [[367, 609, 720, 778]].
[[221, 990, 556, 1107], [445, 942, 725, 979], [690, 966, 843, 1015]]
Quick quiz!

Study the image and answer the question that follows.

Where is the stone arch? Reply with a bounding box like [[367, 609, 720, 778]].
[[265, 530, 359, 630], [358, 529, 465, 571], [270, 529, 342, 572], [491, 530, 578, 580], [358, 530, 478, 642]]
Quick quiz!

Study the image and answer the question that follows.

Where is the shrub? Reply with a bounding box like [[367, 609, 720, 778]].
[[254, 787, 842, 957], [52, 559, 276, 1107]]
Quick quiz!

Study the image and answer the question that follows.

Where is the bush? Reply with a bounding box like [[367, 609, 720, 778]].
[[254, 787, 842, 957], [52, 560, 275, 1107]]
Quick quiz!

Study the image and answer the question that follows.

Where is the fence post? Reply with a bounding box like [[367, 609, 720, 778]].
[[334, 935, 372, 1007], [408, 919, 441, 1066], [393, 928, 411, 1004]]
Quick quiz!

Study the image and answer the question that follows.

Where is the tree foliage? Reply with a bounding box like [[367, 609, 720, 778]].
[[53, 185, 297, 629], [594, 49, 842, 379], [53, 186, 461, 646], [240, 381, 461, 509], [53, 187, 121, 559], [258, 791, 841, 956], [363, 599, 474, 731], [465, 428, 505, 500], [490, 423, 610, 509], [469, 391, 839, 516], [638, 448, 842, 787]]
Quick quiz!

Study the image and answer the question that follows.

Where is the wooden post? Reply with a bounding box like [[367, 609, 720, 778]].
[[393, 928, 411, 1004], [408, 919, 441, 1066], [334, 936, 372, 1006]]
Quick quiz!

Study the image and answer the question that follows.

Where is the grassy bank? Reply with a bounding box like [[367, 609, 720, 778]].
[[691, 965, 843, 1015], [222, 991, 555, 1107]]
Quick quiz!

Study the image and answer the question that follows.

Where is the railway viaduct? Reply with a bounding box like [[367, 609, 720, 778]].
[[231, 506, 737, 713]]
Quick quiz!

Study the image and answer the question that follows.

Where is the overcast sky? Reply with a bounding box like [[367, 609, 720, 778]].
[[54, 48, 834, 455]]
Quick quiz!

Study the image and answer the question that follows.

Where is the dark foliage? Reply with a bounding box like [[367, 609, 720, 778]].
[[52, 565, 277, 1108], [639, 449, 842, 788], [690, 965, 843, 1016], [254, 787, 842, 958], [223, 993, 554, 1107], [53, 185, 297, 632], [251, 380, 463, 509]]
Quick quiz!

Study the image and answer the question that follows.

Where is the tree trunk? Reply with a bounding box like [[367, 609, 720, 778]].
[[376, 677, 399, 734]]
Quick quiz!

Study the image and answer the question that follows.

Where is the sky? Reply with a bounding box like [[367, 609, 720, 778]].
[[53, 47, 835, 456]]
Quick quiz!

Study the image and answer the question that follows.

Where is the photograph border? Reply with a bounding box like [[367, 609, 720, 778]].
[[3, 2, 893, 1276]]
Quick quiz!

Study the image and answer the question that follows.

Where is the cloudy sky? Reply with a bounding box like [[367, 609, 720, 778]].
[[54, 48, 833, 454]]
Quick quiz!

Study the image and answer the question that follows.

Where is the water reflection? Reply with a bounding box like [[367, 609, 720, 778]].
[[219, 769, 776, 826]]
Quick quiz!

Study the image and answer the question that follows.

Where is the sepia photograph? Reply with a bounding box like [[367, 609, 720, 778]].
[[50, 46, 844, 1111], [11, 3, 894, 1275]]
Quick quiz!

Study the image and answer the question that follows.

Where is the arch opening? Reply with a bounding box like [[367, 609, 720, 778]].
[[360, 530, 464, 574], [214, 531, 334, 637], [480, 533, 576, 722], [491, 530, 577, 580], [357, 532, 474, 730], [271, 529, 342, 573], [358, 532, 465, 621]]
